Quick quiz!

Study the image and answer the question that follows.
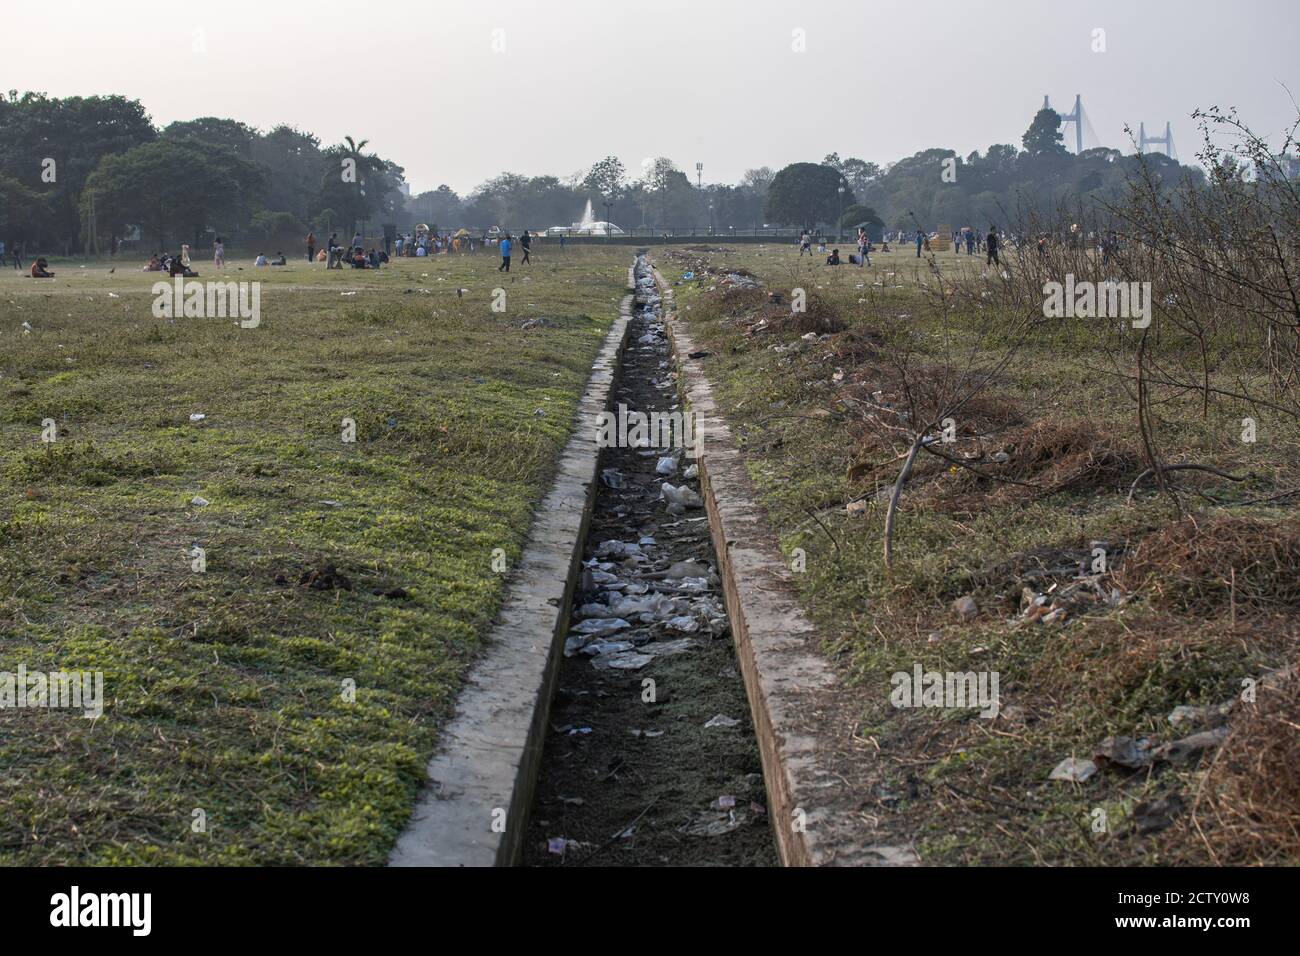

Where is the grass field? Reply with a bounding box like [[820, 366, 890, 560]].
[[4, 238, 1295, 867], [0, 245, 629, 864], [658, 242, 1299, 865]]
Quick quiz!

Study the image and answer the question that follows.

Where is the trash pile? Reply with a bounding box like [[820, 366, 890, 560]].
[[528, 255, 774, 866], [1043, 671, 1299, 834], [1015, 573, 1127, 626], [565, 258, 728, 671]]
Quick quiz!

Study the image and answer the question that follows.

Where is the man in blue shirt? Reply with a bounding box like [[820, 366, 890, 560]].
[[499, 234, 512, 272]]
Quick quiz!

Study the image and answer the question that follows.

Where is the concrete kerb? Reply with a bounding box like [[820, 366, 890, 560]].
[[650, 261, 914, 867], [388, 272, 636, 867]]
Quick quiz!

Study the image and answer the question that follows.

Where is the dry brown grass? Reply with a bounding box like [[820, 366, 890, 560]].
[[1115, 516, 1300, 617], [1182, 668, 1300, 864]]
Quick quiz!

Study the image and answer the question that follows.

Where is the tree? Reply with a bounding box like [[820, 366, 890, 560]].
[[839, 158, 881, 199], [407, 185, 463, 228], [162, 118, 258, 158], [252, 125, 325, 224], [740, 166, 775, 197], [635, 158, 698, 227], [0, 91, 156, 251], [247, 210, 306, 248], [839, 203, 883, 234], [0, 172, 51, 242], [764, 162, 852, 227], [583, 155, 627, 208], [81, 139, 262, 250], [1023, 108, 1067, 155], [317, 136, 401, 234], [823, 153, 881, 201]]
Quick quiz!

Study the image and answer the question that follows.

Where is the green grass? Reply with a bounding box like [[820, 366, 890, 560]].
[[658, 243, 1299, 865], [0, 246, 630, 864]]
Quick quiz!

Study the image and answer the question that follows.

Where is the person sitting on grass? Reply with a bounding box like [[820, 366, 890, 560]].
[[825, 248, 842, 265], [30, 257, 54, 278], [168, 254, 198, 277], [144, 253, 163, 272], [255, 252, 269, 267], [271, 251, 287, 266], [351, 247, 368, 268]]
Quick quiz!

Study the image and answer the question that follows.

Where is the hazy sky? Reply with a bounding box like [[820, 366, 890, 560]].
[[6, 0, 1298, 194]]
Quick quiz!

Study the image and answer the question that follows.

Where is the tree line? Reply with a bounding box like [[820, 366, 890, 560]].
[[0, 92, 1206, 253]]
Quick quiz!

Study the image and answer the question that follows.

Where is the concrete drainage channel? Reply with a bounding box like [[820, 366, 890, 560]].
[[521, 255, 778, 866], [393, 254, 886, 867]]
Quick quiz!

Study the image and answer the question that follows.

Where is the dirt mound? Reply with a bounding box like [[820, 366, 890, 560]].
[[1181, 667, 1300, 864], [757, 289, 845, 335], [713, 284, 768, 318], [1115, 516, 1300, 616], [919, 419, 1136, 513], [993, 419, 1136, 494], [298, 564, 353, 591], [699, 281, 845, 336], [844, 380, 1023, 479]]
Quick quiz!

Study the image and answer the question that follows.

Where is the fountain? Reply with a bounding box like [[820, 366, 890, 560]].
[[546, 199, 623, 236]]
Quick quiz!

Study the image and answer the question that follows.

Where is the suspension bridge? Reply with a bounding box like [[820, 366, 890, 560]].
[[1042, 94, 1178, 161]]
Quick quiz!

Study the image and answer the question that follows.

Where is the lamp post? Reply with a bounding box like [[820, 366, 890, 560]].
[[837, 185, 846, 242], [708, 200, 714, 236], [603, 200, 613, 238]]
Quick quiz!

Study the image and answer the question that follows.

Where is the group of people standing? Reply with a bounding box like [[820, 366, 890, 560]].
[[393, 231, 468, 257], [803, 226, 1003, 268], [496, 230, 532, 272], [909, 227, 1000, 266], [0, 239, 25, 270]]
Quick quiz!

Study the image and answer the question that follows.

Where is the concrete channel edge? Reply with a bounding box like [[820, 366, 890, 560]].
[[388, 271, 636, 867], [651, 261, 912, 867]]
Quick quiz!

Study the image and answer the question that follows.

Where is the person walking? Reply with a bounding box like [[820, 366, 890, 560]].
[[986, 226, 1000, 268], [306, 231, 316, 263], [520, 229, 532, 264], [915, 229, 925, 258], [799, 230, 812, 257], [856, 227, 870, 267], [498, 233, 512, 272], [214, 236, 225, 269]]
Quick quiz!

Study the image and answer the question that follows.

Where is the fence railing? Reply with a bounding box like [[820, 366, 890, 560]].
[[538, 226, 848, 240]]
